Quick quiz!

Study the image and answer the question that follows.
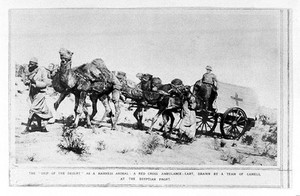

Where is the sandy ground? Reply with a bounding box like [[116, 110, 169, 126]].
[[12, 78, 277, 166]]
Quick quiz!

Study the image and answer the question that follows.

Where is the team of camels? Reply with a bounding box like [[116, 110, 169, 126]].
[[22, 50, 212, 139]]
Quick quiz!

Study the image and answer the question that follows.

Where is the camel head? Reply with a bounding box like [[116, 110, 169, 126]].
[[59, 48, 74, 70], [136, 73, 153, 91]]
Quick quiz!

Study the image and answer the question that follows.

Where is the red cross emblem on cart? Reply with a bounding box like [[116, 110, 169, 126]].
[[231, 93, 243, 106]]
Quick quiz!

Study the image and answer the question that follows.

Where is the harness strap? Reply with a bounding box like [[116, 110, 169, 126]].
[[73, 70, 91, 81]]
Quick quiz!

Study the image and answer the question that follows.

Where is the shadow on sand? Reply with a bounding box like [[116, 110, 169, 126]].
[[195, 130, 223, 139]]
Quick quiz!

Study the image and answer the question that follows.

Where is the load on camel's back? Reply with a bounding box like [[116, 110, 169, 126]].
[[75, 58, 113, 91], [135, 73, 167, 103]]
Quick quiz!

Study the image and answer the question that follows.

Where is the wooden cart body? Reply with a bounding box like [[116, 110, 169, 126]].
[[195, 82, 260, 139]]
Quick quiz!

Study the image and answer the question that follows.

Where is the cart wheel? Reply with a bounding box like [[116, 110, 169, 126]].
[[220, 107, 248, 140], [196, 111, 218, 135]]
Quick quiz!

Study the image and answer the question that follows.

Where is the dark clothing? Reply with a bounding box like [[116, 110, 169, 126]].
[[201, 72, 218, 110]]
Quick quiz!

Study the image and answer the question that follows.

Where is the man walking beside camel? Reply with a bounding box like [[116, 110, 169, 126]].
[[22, 57, 53, 134]]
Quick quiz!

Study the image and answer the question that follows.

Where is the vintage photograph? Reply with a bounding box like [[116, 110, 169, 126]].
[[9, 8, 291, 187]]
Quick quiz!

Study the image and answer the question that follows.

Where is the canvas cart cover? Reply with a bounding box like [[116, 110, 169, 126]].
[[215, 82, 259, 118]]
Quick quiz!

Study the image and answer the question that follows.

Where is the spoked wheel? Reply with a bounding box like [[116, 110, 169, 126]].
[[220, 107, 248, 140], [195, 110, 218, 136]]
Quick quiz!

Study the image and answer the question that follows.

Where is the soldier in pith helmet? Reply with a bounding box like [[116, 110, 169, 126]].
[[201, 65, 218, 111]]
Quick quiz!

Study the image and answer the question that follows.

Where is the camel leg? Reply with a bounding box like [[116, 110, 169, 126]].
[[111, 90, 121, 130], [73, 91, 90, 127], [168, 111, 175, 134], [133, 108, 139, 123], [73, 93, 80, 127], [160, 112, 169, 137], [169, 112, 175, 133], [111, 100, 120, 130], [90, 93, 98, 120], [100, 96, 112, 122], [133, 105, 144, 129], [148, 109, 163, 133], [54, 92, 68, 110], [160, 112, 168, 131], [83, 105, 91, 128], [161, 111, 175, 139], [81, 93, 92, 128], [138, 108, 144, 127]]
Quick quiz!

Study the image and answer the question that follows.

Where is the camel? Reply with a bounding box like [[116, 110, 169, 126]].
[[146, 82, 194, 136], [120, 74, 193, 137], [47, 63, 121, 129], [51, 60, 91, 127], [51, 49, 121, 129]]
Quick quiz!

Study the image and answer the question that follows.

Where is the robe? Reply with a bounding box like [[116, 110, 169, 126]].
[[28, 67, 53, 120], [179, 98, 197, 139]]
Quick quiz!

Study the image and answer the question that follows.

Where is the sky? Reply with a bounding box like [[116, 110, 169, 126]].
[[10, 9, 281, 108]]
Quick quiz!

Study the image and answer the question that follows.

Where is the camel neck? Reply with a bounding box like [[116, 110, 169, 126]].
[[59, 60, 72, 73]]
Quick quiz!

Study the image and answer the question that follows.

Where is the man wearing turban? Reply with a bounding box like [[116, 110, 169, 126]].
[[22, 57, 53, 134]]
